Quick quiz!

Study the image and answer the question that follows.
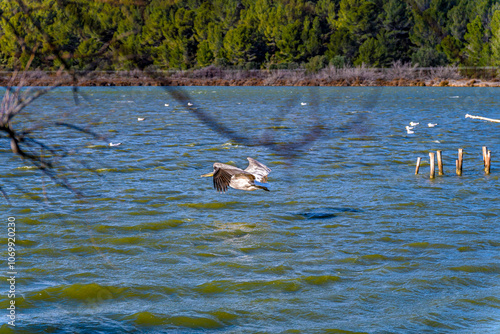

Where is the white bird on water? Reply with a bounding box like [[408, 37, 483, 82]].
[[301, 102, 308, 106], [109, 142, 122, 147], [187, 102, 193, 106], [405, 126, 414, 134], [410, 122, 419, 127], [137, 117, 145, 121], [428, 123, 437, 127], [164, 103, 169, 107]]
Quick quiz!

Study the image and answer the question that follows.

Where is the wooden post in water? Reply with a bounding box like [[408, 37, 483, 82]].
[[415, 157, 422, 175], [482, 146, 488, 166], [429, 152, 435, 179], [456, 148, 464, 176], [436, 150, 444, 175], [485, 150, 491, 174]]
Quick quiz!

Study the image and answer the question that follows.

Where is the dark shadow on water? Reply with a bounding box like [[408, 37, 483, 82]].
[[293, 207, 363, 220]]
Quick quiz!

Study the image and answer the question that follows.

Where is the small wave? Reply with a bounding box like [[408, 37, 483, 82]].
[[204, 310, 239, 324], [126, 312, 225, 329], [27, 283, 122, 303], [126, 210, 165, 216], [178, 201, 241, 209], [339, 254, 408, 265], [450, 264, 500, 273], [418, 317, 456, 330], [360, 254, 388, 261], [439, 275, 482, 287], [16, 239, 38, 247], [24, 218, 45, 225], [254, 264, 293, 275], [195, 275, 340, 295], [264, 125, 291, 129], [96, 168, 118, 173], [106, 236, 144, 245], [127, 220, 184, 231], [321, 328, 368, 333], [66, 245, 141, 255], [16, 166, 38, 170], [302, 275, 341, 285], [458, 296, 500, 308], [239, 242, 293, 254], [204, 147, 224, 151], [404, 242, 455, 249]]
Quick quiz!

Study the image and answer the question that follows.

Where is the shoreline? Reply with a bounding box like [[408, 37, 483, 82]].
[[1, 71, 499, 87]]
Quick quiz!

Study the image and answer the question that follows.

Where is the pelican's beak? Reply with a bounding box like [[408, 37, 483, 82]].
[[201, 172, 214, 177]]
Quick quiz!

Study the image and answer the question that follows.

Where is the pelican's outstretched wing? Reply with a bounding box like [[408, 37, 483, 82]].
[[245, 157, 271, 182], [212, 166, 233, 192]]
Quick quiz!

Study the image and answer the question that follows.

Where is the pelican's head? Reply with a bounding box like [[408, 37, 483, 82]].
[[202, 164, 218, 177]]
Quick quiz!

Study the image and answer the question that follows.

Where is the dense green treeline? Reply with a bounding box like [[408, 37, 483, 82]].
[[1, 0, 500, 71]]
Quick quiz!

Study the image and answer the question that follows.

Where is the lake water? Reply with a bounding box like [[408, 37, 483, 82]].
[[1, 86, 499, 333]]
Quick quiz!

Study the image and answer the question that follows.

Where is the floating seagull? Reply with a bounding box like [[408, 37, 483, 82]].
[[405, 126, 414, 134], [164, 103, 169, 107], [428, 123, 437, 127], [187, 102, 193, 106], [137, 117, 145, 121], [410, 122, 419, 127], [301, 102, 308, 106], [109, 142, 122, 147], [201, 157, 271, 192]]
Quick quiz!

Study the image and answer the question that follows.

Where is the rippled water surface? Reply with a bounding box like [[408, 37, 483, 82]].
[[1, 86, 499, 333]]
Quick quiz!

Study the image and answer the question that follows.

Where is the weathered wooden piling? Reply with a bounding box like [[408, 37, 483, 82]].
[[456, 148, 463, 176], [485, 150, 491, 175], [429, 152, 435, 178], [414, 147, 493, 177], [415, 157, 422, 175], [436, 150, 444, 175], [482, 146, 488, 166]]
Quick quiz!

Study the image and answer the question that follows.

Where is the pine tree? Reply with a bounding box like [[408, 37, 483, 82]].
[[438, 35, 463, 64], [464, 15, 490, 66], [302, 17, 323, 59], [354, 36, 386, 67], [276, 20, 304, 64], [381, 0, 412, 64], [196, 40, 214, 67], [490, 10, 500, 65]]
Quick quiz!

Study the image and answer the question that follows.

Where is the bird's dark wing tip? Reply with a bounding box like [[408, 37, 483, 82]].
[[213, 167, 232, 193]]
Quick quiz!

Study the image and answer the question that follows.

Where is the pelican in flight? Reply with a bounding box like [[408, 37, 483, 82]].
[[201, 157, 271, 192]]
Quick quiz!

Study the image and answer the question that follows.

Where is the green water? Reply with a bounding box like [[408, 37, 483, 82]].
[[1, 86, 499, 333]]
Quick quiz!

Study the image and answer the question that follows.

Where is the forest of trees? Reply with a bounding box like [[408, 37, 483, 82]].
[[1, 0, 500, 72]]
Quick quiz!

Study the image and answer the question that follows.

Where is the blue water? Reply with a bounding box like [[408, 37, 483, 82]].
[[1, 86, 499, 333]]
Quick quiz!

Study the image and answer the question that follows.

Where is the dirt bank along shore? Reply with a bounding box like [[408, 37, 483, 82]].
[[1, 70, 499, 87]]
